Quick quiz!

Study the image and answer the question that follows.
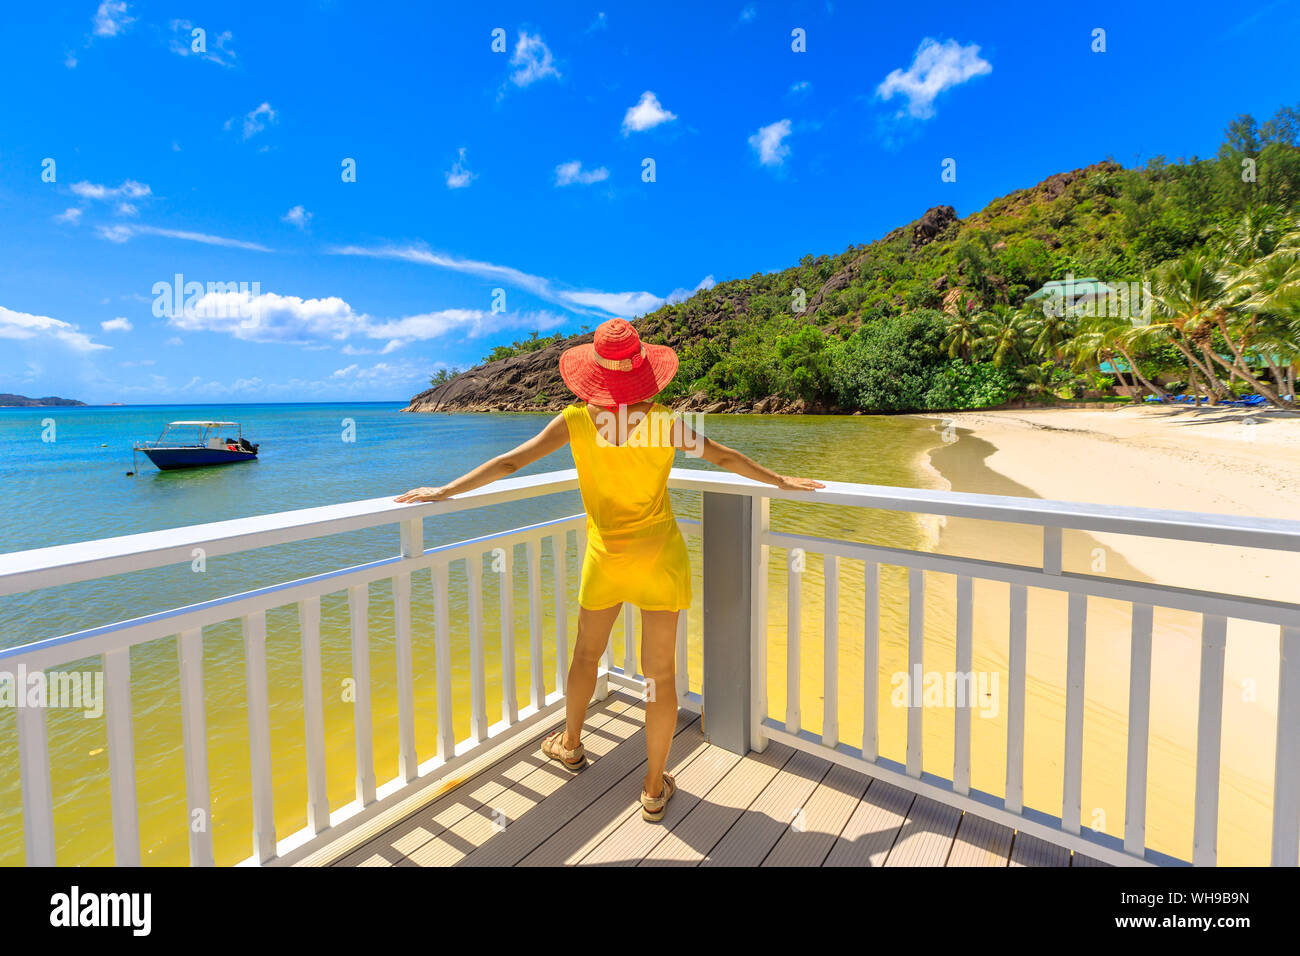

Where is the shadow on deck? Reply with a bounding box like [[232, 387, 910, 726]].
[[314, 691, 1109, 867]]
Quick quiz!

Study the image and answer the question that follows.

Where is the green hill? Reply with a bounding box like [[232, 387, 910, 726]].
[[407, 105, 1300, 415]]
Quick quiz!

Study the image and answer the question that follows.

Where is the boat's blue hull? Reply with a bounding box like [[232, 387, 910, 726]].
[[142, 447, 258, 470]]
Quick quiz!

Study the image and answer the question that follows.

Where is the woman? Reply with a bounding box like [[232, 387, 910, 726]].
[[396, 318, 824, 821]]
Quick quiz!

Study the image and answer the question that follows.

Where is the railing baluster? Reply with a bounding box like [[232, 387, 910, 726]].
[[297, 597, 329, 836], [1194, 614, 1227, 866], [393, 570, 416, 783], [823, 555, 839, 748], [553, 532, 569, 696], [103, 648, 140, 866], [527, 537, 544, 709], [243, 610, 276, 862], [906, 568, 924, 777], [348, 584, 376, 806], [1272, 627, 1300, 866], [499, 543, 518, 724], [623, 602, 636, 678], [954, 574, 973, 796], [1063, 592, 1088, 834], [863, 561, 879, 763], [750, 496, 769, 751], [177, 627, 214, 865], [1124, 603, 1154, 857], [17, 696, 55, 866], [468, 552, 487, 743], [676, 599, 688, 699], [433, 561, 455, 760], [395, 519, 421, 785], [1006, 584, 1028, 814], [786, 548, 802, 734]]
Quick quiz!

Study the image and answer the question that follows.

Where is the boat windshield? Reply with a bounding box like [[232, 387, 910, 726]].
[[144, 422, 243, 448]]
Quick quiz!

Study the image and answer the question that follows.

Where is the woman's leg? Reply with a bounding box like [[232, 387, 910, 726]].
[[639, 609, 680, 798], [562, 604, 622, 749]]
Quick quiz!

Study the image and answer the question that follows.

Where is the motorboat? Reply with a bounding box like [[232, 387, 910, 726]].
[[133, 421, 259, 471]]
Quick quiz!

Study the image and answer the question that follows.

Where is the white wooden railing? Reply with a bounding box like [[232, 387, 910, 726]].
[[2, 467, 1299, 867]]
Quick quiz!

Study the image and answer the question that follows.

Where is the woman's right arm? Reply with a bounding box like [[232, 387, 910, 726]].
[[670, 415, 825, 491]]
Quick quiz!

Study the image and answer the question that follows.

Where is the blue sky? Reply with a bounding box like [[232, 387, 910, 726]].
[[2, 0, 1298, 404]]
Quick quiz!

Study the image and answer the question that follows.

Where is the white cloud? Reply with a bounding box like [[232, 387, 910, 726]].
[[622, 91, 677, 135], [666, 275, 716, 305], [93, 1, 134, 37], [64, 50, 78, 69], [169, 20, 236, 66], [330, 244, 675, 319], [0, 305, 107, 352], [446, 148, 475, 189], [740, 5, 757, 22], [70, 179, 151, 201], [165, 285, 566, 349], [554, 160, 609, 187], [116, 201, 138, 217], [54, 208, 82, 225], [509, 32, 560, 87], [877, 38, 992, 119], [789, 80, 812, 96], [101, 316, 133, 332], [282, 205, 312, 229], [232, 102, 276, 139], [95, 224, 271, 252], [749, 119, 792, 167]]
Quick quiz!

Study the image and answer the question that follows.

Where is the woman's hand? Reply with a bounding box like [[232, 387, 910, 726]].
[[394, 486, 451, 503], [776, 475, 826, 491]]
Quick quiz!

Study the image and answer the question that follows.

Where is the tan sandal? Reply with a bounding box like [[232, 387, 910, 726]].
[[640, 772, 676, 822], [541, 730, 587, 772]]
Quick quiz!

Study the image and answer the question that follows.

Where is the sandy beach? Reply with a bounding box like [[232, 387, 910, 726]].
[[917, 403, 1300, 864]]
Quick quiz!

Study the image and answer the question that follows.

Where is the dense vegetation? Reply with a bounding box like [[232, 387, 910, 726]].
[[603, 106, 1300, 412]]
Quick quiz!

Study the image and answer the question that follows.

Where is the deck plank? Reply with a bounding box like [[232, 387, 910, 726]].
[[762, 762, 871, 867], [1009, 832, 1072, 867], [883, 795, 962, 867], [1071, 852, 1111, 867], [460, 706, 697, 866], [580, 742, 742, 865], [699, 748, 831, 866], [639, 743, 795, 866], [333, 693, 634, 866], [823, 778, 914, 867], [517, 716, 708, 866], [946, 812, 1014, 867]]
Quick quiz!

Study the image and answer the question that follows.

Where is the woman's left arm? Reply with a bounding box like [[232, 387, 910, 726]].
[[395, 413, 570, 503]]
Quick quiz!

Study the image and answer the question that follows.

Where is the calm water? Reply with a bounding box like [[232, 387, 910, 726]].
[[0, 403, 946, 866]]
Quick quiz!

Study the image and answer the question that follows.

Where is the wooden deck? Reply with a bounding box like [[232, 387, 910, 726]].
[[321, 691, 1108, 867]]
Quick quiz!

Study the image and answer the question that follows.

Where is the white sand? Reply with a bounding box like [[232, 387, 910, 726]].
[[914, 403, 1300, 864]]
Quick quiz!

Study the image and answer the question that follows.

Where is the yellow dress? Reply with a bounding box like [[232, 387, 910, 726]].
[[562, 402, 692, 612]]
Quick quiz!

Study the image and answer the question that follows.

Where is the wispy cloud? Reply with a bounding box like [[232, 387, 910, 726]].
[[749, 119, 792, 167], [54, 208, 83, 225], [446, 147, 476, 189], [226, 101, 277, 139], [622, 91, 677, 135], [0, 305, 108, 352], [877, 38, 992, 119], [555, 160, 609, 186], [509, 31, 560, 88], [739, 5, 757, 23], [95, 224, 272, 252], [70, 179, 151, 201], [101, 316, 133, 332], [282, 205, 312, 230], [169, 19, 236, 66], [330, 244, 680, 319], [92, 1, 134, 38]]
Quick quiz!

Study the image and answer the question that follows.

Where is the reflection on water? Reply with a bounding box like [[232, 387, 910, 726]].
[[0, 406, 1281, 864]]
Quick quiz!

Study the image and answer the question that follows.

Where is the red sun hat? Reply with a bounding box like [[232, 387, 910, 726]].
[[559, 318, 678, 407]]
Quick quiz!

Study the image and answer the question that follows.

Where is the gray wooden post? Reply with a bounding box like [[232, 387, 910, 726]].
[[701, 491, 753, 754]]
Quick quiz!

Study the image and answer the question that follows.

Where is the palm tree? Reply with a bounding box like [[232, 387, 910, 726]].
[[977, 304, 1029, 367], [1146, 254, 1236, 404], [941, 302, 982, 360]]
